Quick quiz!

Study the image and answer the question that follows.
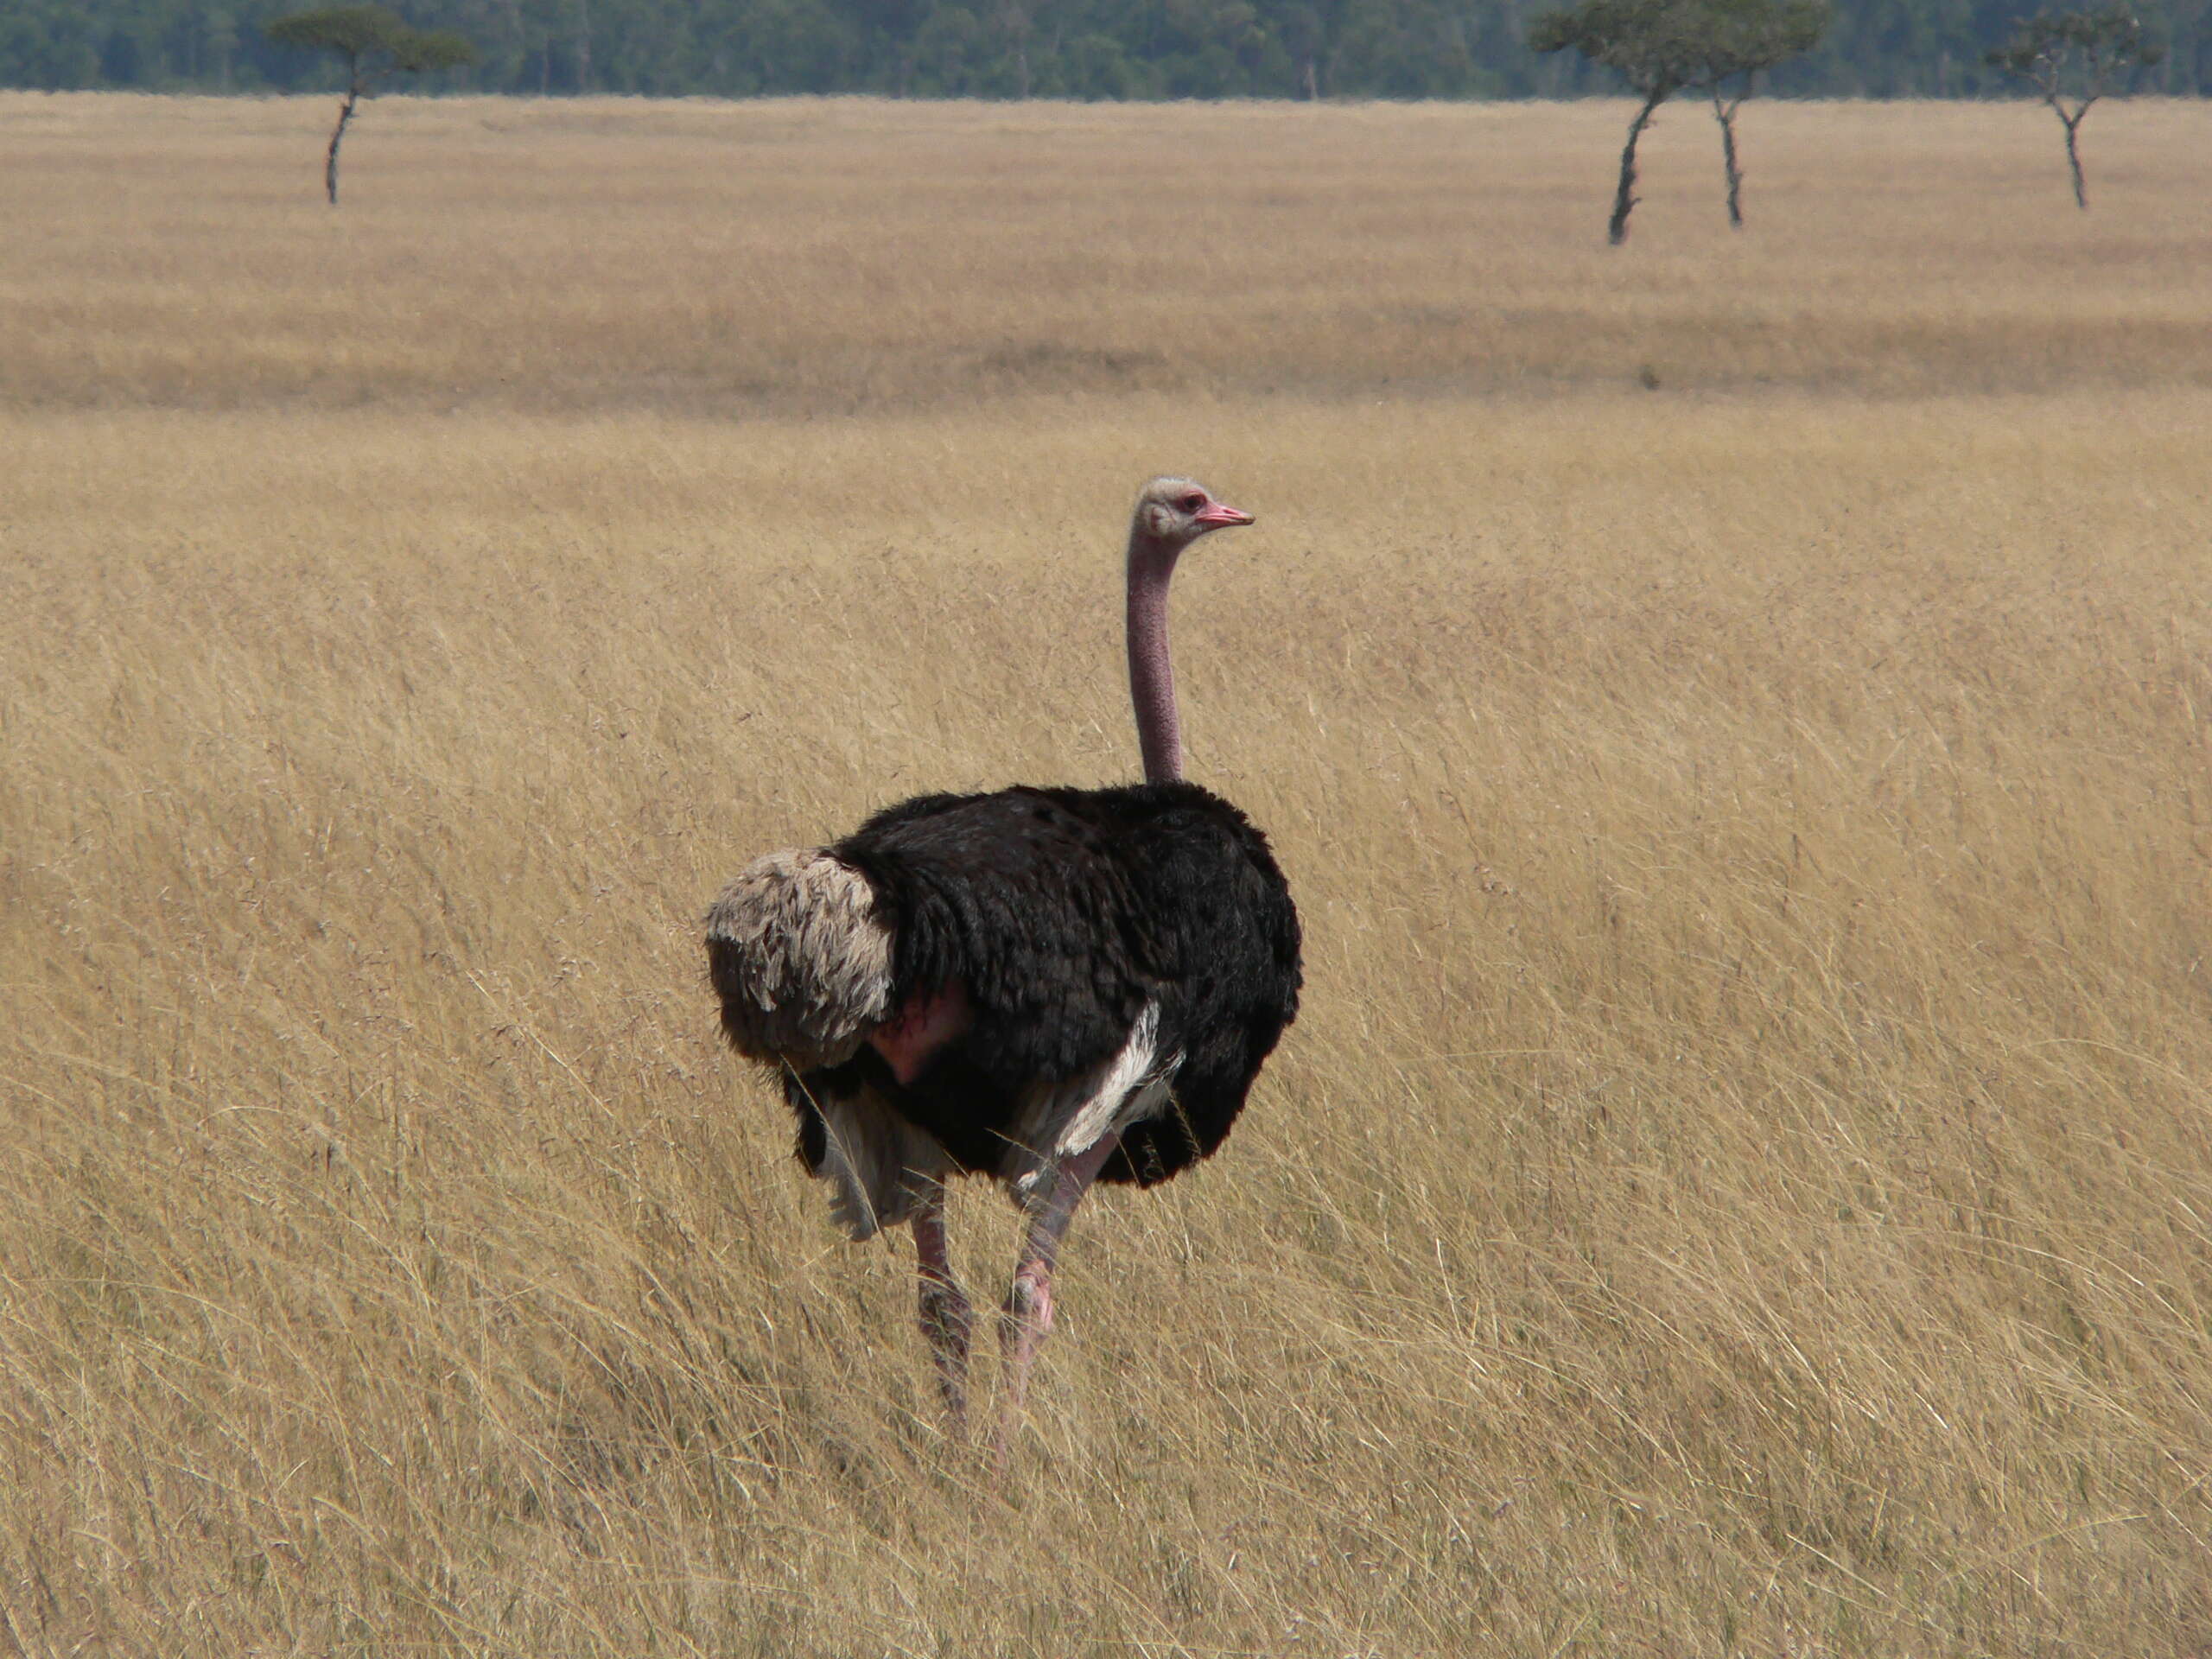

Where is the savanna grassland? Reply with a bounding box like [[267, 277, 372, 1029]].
[[5, 89, 2212, 1656]]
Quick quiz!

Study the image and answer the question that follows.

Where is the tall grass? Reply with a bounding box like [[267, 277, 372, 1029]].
[[3, 92, 2211, 1656]]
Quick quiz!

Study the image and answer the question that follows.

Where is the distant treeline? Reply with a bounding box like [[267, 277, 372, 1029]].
[[4, 0, 2206, 99]]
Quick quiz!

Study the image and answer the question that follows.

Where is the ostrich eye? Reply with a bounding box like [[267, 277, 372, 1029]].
[[1178, 493, 1205, 512]]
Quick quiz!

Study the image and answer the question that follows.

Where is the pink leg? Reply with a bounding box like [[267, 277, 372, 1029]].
[[912, 1189, 972, 1433], [994, 1131, 1122, 1472]]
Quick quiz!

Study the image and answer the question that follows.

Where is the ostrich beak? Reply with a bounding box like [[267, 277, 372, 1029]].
[[1193, 501, 1255, 530]]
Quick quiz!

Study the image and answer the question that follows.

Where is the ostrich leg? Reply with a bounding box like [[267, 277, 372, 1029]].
[[912, 1189, 973, 1432], [994, 1131, 1122, 1470]]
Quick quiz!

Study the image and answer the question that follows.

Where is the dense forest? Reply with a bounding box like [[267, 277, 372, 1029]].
[[3, 0, 2204, 99]]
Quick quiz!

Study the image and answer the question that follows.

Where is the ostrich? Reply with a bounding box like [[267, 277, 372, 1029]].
[[704, 477, 1300, 1456]]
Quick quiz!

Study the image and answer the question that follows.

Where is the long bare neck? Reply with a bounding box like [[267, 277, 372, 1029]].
[[1125, 531, 1184, 784]]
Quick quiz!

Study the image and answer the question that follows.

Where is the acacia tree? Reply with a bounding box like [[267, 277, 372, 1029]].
[[1985, 6, 2163, 209], [1530, 0, 1711, 244], [1690, 0, 1827, 228], [1531, 0, 1823, 243], [264, 6, 474, 204]]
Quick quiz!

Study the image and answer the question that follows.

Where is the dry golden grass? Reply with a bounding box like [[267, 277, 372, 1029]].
[[5, 91, 2212, 1656], [7, 91, 2212, 414]]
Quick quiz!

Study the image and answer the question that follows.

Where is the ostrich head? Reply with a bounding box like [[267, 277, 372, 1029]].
[[1132, 476, 1256, 550]]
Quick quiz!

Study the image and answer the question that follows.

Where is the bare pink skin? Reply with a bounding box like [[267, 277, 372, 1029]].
[[868, 980, 974, 1084], [993, 1128, 1126, 1474]]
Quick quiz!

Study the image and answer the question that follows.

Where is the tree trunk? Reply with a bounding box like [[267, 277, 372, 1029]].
[[324, 85, 359, 206], [2061, 111, 2088, 209], [1609, 91, 1664, 246], [1713, 92, 1744, 228]]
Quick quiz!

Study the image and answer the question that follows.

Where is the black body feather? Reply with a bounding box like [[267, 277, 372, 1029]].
[[785, 780, 1300, 1189]]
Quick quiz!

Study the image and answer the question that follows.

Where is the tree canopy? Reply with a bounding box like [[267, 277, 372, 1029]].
[[1529, 0, 1713, 98], [265, 5, 474, 77], [1689, 0, 1828, 89], [1986, 3, 2164, 97], [1529, 0, 1823, 96]]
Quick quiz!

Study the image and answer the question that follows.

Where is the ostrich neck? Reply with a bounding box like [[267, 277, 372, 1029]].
[[1125, 537, 1184, 784]]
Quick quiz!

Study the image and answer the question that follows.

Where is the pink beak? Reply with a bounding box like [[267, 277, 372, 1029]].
[[1193, 500, 1255, 529]]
